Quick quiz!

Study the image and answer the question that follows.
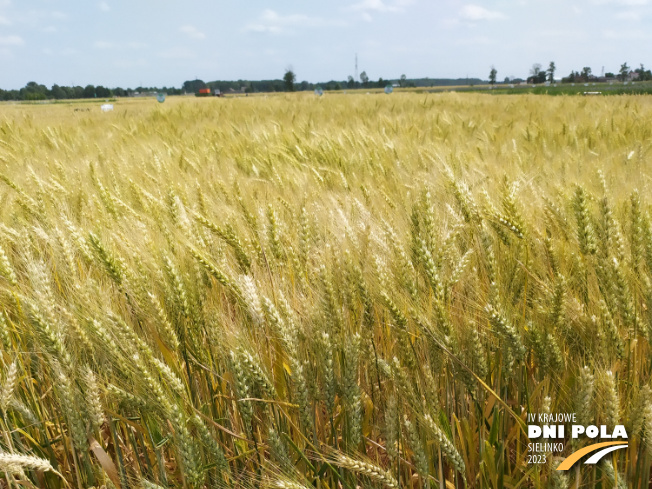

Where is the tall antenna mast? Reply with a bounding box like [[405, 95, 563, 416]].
[[355, 53, 358, 81]]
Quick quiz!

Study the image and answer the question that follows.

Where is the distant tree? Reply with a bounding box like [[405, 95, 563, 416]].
[[95, 85, 111, 98], [360, 71, 369, 86], [335, 82, 342, 90], [347, 76, 355, 88], [182, 79, 206, 93], [605, 72, 615, 79], [527, 64, 546, 84], [528, 64, 546, 84], [619, 62, 630, 81], [580, 67, 592, 81], [22, 82, 48, 100], [562, 71, 581, 83], [635, 63, 652, 81], [503, 76, 511, 83], [377, 77, 384, 88], [547, 61, 556, 82], [400, 74, 407, 87], [51, 84, 66, 99], [283, 69, 296, 92], [489, 66, 497, 85], [83, 85, 96, 98]]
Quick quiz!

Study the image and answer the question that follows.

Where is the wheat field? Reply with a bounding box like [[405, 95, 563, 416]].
[[0, 92, 651, 488]]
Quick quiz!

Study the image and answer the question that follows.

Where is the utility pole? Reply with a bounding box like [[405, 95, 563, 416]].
[[355, 53, 358, 82]]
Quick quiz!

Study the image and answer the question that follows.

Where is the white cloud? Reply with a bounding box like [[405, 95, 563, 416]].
[[94, 40, 147, 50], [346, 0, 414, 19], [602, 28, 650, 38], [0, 35, 23, 46], [591, 0, 647, 4], [158, 47, 196, 59], [0, 15, 10, 25], [245, 9, 344, 34], [349, 0, 401, 12], [615, 9, 642, 19], [94, 40, 114, 49], [113, 58, 148, 69], [179, 25, 206, 39], [455, 35, 495, 45], [43, 47, 80, 56], [534, 29, 589, 41], [459, 4, 507, 21], [349, 0, 414, 11], [98, 2, 110, 12], [245, 23, 282, 34]]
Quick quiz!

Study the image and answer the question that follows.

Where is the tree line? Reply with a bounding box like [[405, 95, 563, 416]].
[[1, 70, 489, 102], [4, 62, 652, 102], [0, 81, 186, 101], [489, 61, 652, 85]]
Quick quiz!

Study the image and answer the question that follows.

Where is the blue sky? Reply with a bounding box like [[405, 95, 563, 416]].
[[0, 0, 650, 89]]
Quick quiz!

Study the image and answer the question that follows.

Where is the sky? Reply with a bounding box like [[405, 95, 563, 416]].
[[0, 0, 650, 89]]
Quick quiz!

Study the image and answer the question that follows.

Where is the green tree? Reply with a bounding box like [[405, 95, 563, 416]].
[[581, 67, 592, 81], [635, 63, 652, 81], [360, 71, 369, 87], [22, 82, 48, 100], [51, 84, 66, 99], [83, 85, 96, 98], [182, 79, 206, 93], [96, 86, 111, 98], [489, 66, 497, 85], [400, 74, 407, 87], [547, 61, 556, 82], [283, 69, 296, 92], [620, 62, 630, 81], [529, 64, 546, 84]]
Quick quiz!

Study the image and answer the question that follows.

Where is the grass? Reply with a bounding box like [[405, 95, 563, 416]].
[[0, 92, 651, 488]]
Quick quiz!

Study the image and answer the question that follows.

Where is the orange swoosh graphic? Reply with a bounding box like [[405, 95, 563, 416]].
[[556, 442, 628, 471]]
